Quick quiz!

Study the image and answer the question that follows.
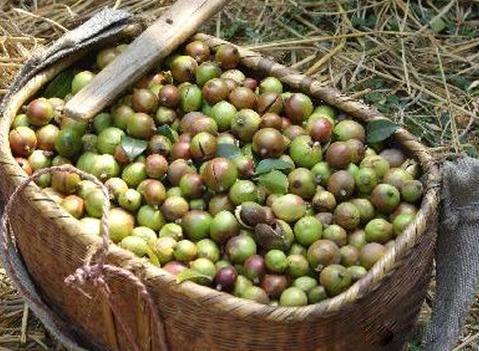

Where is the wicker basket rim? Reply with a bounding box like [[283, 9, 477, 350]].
[[0, 31, 440, 321]]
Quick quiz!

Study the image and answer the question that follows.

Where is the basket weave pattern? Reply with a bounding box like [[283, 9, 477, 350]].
[[0, 31, 440, 351]]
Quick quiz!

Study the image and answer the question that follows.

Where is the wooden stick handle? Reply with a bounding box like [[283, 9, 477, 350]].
[[64, 0, 228, 121]]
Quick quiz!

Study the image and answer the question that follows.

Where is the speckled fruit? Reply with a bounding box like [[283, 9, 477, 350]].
[[350, 198, 375, 224], [401, 180, 423, 203], [334, 202, 361, 230]]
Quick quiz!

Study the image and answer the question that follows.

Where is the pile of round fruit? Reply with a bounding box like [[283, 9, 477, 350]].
[[8, 40, 423, 307]]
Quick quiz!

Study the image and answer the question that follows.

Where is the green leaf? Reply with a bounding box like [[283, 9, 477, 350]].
[[216, 143, 241, 160], [176, 269, 212, 284], [367, 119, 399, 143], [256, 159, 293, 175], [120, 136, 148, 161], [157, 125, 178, 143], [43, 69, 74, 98], [258, 170, 289, 194]]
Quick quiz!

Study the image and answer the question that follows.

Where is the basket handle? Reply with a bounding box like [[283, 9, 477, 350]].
[[64, 0, 228, 121]]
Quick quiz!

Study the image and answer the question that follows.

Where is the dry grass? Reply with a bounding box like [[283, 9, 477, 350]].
[[0, 0, 478, 350]]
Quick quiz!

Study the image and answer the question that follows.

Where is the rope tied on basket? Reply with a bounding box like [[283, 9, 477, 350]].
[[0, 165, 169, 351]]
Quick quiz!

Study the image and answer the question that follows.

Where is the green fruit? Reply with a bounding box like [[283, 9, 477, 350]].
[[190, 258, 216, 285], [229, 180, 257, 205], [179, 84, 203, 112], [76, 152, 98, 174], [293, 276, 318, 292], [294, 216, 322, 247], [170, 55, 198, 82], [233, 275, 253, 297], [371, 183, 401, 213], [137, 205, 165, 231], [108, 208, 135, 242], [90, 154, 120, 181], [28, 150, 51, 171], [210, 210, 240, 243], [365, 218, 393, 243], [392, 213, 415, 236], [271, 194, 306, 223], [174, 240, 198, 262], [93, 112, 112, 133], [360, 243, 386, 269], [61, 195, 85, 219], [96, 127, 125, 155], [210, 101, 237, 131], [112, 105, 134, 130], [313, 105, 336, 119], [348, 229, 366, 249], [308, 286, 328, 304], [333, 202, 360, 231], [350, 198, 375, 224], [360, 156, 390, 178], [131, 226, 157, 247], [153, 236, 177, 264], [383, 168, 413, 189], [322, 225, 347, 246], [288, 243, 307, 257], [333, 120, 365, 142], [181, 210, 213, 241], [155, 106, 177, 125], [401, 180, 423, 203], [36, 124, 59, 151], [286, 254, 310, 277], [319, 264, 352, 296], [265, 250, 288, 273], [226, 235, 257, 264], [126, 112, 155, 140], [195, 62, 222, 86], [12, 114, 29, 128], [287, 168, 316, 200], [197, 239, 220, 262], [55, 128, 82, 158], [96, 47, 119, 69], [307, 240, 340, 271], [347, 265, 368, 282], [72, 71, 95, 94], [259, 77, 283, 94], [79, 217, 101, 236], [143, 180, 166, 207], [85, 189, 106, 218], [289, 135, 322, 168], [231, 109, 261, 142], [243, 286, 270, 304], [119, 236, 152, 258], [159, 223, 184, 241], [279, 287, 308, 306], [122, 162, 147, 188], [118, 189, 142, 212], [104, 177, 128, 200], [354, 167, 378, 193], [81, 133, 97, 152], [311, 162, 331, 186]]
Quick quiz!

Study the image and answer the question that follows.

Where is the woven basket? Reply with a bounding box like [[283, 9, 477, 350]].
[[0, 27, 440, 351]]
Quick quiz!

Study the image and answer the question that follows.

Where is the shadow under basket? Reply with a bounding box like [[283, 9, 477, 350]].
[[0, 30, 440, 351]]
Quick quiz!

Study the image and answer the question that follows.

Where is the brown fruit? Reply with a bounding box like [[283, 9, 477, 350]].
[[333, 202, 361, 230], [252, 128, 286, 158], [158, 85, 180, 108], [256, 92, 283, 114], [307, 239, 341, 271], [202, 78, 229, 104], [132, 89, 159, 113], [229, 87, 256, 110], [379, 148, 406, 167], [185, 40, 211, 63], [325, 142, 353, 169], [360, 243, 387, 269], [308, 117, 334, 142], [215, 45, 240, 69], [327, 170, 355, 201], [259, 112, 282, 130]]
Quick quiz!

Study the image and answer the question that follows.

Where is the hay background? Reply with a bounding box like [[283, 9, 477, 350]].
[[0, 0, 478, 350]]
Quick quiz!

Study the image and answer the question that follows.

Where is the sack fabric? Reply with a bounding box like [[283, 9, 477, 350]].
[[1, 8, 479, 351]]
